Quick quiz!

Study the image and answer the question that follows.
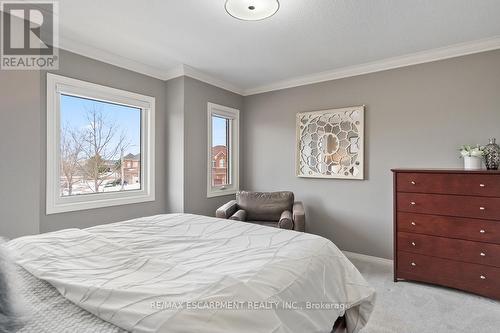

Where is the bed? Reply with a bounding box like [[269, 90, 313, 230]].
[[14, 265, 126, 332], [7, 213, 375, 333]]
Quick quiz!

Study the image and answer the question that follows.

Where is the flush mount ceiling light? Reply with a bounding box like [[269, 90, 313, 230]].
[[225, 0, 280, 21]]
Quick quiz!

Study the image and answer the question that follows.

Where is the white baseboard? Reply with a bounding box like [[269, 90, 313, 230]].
[[342, 250, 392, 266]]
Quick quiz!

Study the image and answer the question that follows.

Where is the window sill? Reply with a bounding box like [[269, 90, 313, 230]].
[[46, 191, 155, 214], [207, 188, 238, 198]]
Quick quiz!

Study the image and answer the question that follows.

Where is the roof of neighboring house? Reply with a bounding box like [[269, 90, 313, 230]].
[[123, 153, 140, 161], [212, 145, 227, 159]]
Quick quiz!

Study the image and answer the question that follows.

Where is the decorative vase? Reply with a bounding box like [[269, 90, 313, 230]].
[[484, 138, 500, 170], [463, 156, 483, 170]]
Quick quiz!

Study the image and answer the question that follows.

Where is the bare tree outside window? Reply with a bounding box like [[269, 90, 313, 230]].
[[59, 94, 141, 196], [78, 106, 129, 193], [60, 125, 83, 196]]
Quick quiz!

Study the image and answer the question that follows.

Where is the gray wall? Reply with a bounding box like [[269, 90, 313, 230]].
[[2, 40, 499, 260], [39, 50, 168, 232], [0, 48, 243, 239], [170, 77, 243, 216], [242, 50, 500, 259], [165, 77, 185, 213], [0, 70, 41, 238], [0, 49, 169, 238]]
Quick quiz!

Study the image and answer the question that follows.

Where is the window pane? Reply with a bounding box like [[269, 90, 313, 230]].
[[59, 94, 141, 196], [211, 115, 230, 187]]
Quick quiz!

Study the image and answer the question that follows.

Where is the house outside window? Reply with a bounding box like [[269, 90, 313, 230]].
[[212, 148, 227, 186]]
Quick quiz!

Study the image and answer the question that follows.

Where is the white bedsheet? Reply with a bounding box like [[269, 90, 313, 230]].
[[7, 214, 375, 333]]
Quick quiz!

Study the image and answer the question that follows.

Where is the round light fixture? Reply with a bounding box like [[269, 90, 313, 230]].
[[225, 0, 280, 21]]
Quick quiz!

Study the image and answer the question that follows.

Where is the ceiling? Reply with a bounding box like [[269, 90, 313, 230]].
[[50, 0, 500, 94]]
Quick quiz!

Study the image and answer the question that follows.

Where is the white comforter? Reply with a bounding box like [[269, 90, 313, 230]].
[[7, 214, 375, 333]]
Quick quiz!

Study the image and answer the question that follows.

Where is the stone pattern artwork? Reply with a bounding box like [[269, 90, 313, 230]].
[[296, 106, 364, 179]]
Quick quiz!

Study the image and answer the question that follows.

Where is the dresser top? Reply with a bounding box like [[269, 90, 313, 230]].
[[391, 168, 500, 174]]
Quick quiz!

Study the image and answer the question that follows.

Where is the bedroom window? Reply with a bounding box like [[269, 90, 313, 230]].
[[46, 73, 155, 214], [207, 103, 239, 198]]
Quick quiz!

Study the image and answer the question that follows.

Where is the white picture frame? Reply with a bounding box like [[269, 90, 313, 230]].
[[296, 106, 365, 180]]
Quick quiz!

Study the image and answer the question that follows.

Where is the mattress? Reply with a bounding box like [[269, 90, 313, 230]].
[[8, 213, 375, 333]]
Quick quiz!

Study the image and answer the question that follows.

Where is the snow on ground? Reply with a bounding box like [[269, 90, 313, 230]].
[[61, 182, 141, 196]]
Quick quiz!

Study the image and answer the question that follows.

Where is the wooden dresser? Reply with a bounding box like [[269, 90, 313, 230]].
[[392, 169, 500, 300]]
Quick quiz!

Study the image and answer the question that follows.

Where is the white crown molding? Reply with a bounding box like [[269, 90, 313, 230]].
[[59, 35, 500, 97], [243, 36, 500, 96], [59, 36, 171, 81], [150, 64, 244, 94], [182, 65, 244, 95], [59, 38, 244, 94], [163, 65, 186, 81], [342, 250, 392, 266]]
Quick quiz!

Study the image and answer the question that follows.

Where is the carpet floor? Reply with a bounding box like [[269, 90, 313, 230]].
[[350, 256, 500, 333]]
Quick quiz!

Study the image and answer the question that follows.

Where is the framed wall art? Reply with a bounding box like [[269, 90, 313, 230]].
[[296, 106, 365, 180]]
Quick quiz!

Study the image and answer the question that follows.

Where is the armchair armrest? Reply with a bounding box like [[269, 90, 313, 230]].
[[292, 201, 305, 232], [278, 210, 294, 230], [229, 209, 247, 222], [216, 200, 237, 219]]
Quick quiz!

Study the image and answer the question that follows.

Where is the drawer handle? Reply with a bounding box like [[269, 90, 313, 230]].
[[480, 275, 486, 280], [411, 221, 416, 226], [410, 202, 416, 206], [480, 229, 486, 234], [480, 252, 486, 257], [411, 242, 416, 246], [480, 183, 486, 187], [410, 181, 416, 185], [411, 262, 416, 267], [480, 207, 486, 211]]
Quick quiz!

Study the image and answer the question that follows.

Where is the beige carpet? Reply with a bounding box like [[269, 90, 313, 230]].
[[349, 256, 500, 333]]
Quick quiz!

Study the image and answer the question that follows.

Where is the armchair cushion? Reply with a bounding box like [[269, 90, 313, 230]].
[[229, 209, 247, 222], [216, 200, 237, 219], [278, 210, 294, 230], [236, 191, 294, 221]]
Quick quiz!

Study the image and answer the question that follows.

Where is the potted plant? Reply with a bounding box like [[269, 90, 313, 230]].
[[459, 145, 485, 170]]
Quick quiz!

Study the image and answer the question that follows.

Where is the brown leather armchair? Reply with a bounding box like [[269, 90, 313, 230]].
[[216, 191, 305, 231]]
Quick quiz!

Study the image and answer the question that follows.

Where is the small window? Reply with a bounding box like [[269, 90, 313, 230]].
[[207, 103, 239, 198], [46, 73, 155, 214]]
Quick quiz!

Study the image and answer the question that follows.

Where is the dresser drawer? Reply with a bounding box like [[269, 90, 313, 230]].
[[397, 251, 500, 300], [396, 172, 500, 197], [397, 212, 500, 244], [398, 232, 500, 267], [397, 193, 500, 220]]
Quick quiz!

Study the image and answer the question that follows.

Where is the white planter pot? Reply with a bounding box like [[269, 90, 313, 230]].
[[463, 156, 483, 170]]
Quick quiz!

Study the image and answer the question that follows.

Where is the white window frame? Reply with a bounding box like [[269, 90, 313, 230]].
[[207, 103, 239, 198], [46, 73, 155, 214]]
